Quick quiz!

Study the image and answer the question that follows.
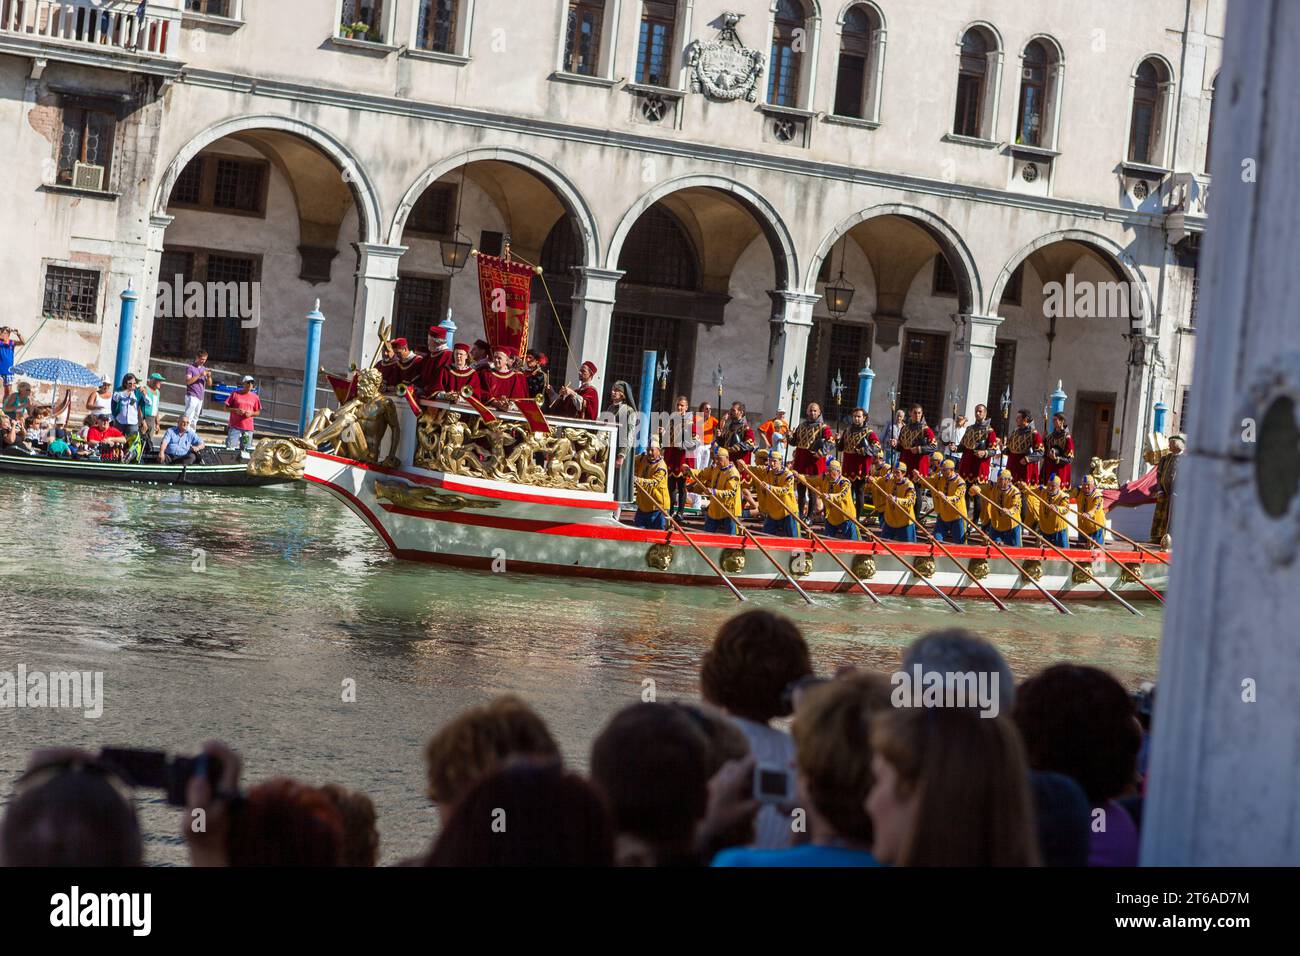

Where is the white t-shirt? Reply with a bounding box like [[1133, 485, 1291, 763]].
[[729, 716, 797, 850]]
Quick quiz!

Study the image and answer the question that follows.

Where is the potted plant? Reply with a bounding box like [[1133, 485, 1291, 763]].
[[351, 21, 370, 40], [339, 22, 354, 38]]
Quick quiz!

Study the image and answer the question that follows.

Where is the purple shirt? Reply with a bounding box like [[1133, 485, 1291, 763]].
[[185, 364, 207, 400], [1089, 800, 1139, 867]]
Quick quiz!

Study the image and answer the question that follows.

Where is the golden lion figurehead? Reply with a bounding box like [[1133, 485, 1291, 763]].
[[249, 438, 308, 480]]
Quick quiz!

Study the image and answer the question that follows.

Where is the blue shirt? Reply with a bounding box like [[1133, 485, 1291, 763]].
[[712, 845, 883, 868], [0, 340, 14, 376], [162, 426, 201, 457]]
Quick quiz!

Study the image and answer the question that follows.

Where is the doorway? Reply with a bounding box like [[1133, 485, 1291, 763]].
[[1074, 393, 1116, 473]]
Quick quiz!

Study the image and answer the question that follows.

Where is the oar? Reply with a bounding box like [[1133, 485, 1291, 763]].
[[907, 474, 1009, 611], [1023, 485, 1166, 604], [688, 472, 816, 605], [738, 463, 884, 606], [963, 518, 1073, 615], [982, 491, 1144, 616], [793, 471, 964, 612], [1078, 501, 1172, 565], [661, 507, 747, 603]]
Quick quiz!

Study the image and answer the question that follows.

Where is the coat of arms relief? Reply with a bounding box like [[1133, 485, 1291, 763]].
[[687, 12, 766, 102]]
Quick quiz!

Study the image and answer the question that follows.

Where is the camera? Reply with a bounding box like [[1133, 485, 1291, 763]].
[[100, 748, 222, 807], [753, 763, 795, 804]]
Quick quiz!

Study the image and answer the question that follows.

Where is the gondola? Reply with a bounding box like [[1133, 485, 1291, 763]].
[[0, 446, 294, 487]]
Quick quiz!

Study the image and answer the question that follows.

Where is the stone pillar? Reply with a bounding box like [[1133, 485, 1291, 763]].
[[954, 314, 1002, 419], [1141, 0, 1300, 865], [764, 290, 819, 421], [349, 243, 407, 369], [566, 267, 623, 400], [1119, 333, 1159, 483]]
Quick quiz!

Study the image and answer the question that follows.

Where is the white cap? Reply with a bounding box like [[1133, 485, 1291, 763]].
[[241, 375, 255, 383]]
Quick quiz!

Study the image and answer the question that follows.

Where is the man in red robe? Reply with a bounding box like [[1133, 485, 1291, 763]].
[[378, 338, 424, 390], [791, 402, 834, 518], [1005, 409, 1045, 484], [431, 343, 481, 400], [479, 345, 529, 410], [418, 325, 453, 393], [1043, 412, 1076, 486], [898, 403, 938, 477], [957, 403, 999, 483], [545, 360, 600, 420]]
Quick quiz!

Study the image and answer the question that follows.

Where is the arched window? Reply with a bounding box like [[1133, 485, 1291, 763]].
[[768, 0, 807, 108], [954, 29, 991, 137], [415, 0, 460, 54], [833, 4, 883, 120], [1129, 57, 1171, 165], [618, 207, 698, 290], [635, 1, 677, 87], [563, 0, 606, 76]]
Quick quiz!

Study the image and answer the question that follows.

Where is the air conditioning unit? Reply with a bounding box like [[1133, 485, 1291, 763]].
[[72, 162, 105, 191]]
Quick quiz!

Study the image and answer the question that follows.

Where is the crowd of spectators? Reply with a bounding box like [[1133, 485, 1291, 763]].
[[0, 611, 1149, 868]]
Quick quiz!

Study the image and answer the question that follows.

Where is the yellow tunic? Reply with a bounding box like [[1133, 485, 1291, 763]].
[[695, 464, 742, 519], [1077, 489, 1107, 536], [931, 473, 968, 522], [880, 476, 916, 529], [748, 466, 799, 521], [1020, 484, 1041, 527], [984, 484, 1022, 533], [869, 462, 892, 511], [633, 455, 670, 514], [812, 474, 857, 527], [1033, 487, 1072, 535]]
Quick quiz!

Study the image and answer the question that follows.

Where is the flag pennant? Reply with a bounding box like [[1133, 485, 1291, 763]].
[[514, 398, 551, 434], [462, 392, 498, 425]]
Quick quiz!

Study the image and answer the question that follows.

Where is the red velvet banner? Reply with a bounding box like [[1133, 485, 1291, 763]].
[[476, 253, 534, 355]]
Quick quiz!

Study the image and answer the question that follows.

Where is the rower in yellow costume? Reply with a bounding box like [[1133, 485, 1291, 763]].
[[1029, 474, 1072, 548], [811, 459, 859, 540], [1076, 474, 1107, 547], [690, 447, 743, 535], [867, 452, 891, 528], [930, 457, 968, 544], [875, 461, 917, 543], [632, 443, 671, 531], [745, 451, 801, 538], [981, 470, 1023, 547]]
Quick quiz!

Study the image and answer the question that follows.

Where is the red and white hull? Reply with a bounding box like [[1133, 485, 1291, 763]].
[[302, 450, 1169, 602]]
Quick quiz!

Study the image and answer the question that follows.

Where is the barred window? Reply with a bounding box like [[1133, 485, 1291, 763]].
[[167, 154, 268, 216], [213, 158, 264, 212], [56, 103, 116, 188], [416, 0, 459, 53], [405, 183, 457, 237], [153, 250, 195, 357], [150, 247, 258, 363], [933, 255, 959, 296], [170, 160, 204, 206], [986, 340, 1017, 436], [393, 275, 448, 345], [898, 330, 947, 424], [618, 206, 698, 290], [42, 266, 101, 323], [202, 253, 257, 364]]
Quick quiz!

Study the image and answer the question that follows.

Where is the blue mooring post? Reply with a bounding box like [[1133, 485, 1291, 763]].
[[856, 359, 875, 414], [1153, 400, 1169, 434], [440, 309, 457, 349], [637, 350, 657, 454], [300, 300, 325, 437], [113, 282, 139, 389], [1049, 380, 1068, 418]]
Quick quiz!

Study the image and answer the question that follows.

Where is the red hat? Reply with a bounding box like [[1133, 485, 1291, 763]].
[[427, 325, 448, 340], [496, 345, 517, 358], [580, 360, 597, 377], [391, 337, 409, 350], [453, 342, 471, 355]]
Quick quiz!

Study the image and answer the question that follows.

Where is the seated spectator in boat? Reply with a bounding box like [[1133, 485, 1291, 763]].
[[0, 412, 18, 449], [426, 763, 614, 867], [589, 703, 712, 866], [422, 695, 561, 813], [159, 414, 206, 465], [1, 749, 143, 866], [714, 672, 893, 867], [224, 375, 261, 458], [902, 628, 1016, 709], [23, 415, 43, 445], [867, 706, 1040, 866], [46, 429, 74, 459], [112, 373, 142, 436], [76, 413, 97, 442], [700, 609, 813, 849], [319, 784, 380, 867], [86, 414, 126, 448], [2, 380, 33, 418], [1012, 664, 1143, 867]]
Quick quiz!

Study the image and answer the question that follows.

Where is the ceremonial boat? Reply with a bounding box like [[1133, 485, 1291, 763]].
[[251, 375, 1169, 604]]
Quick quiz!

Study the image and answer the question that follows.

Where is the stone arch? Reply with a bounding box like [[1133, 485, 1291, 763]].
[[836, 0, 885, 29], [388, 146, 600, 267], [988, 228, 1155, 324], [152, 113, 382, 245], [606, 174, 799, 290], [805, 202, 982, 313], [955, 19, 1003, 52]]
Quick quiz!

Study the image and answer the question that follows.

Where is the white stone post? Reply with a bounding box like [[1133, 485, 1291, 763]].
[[957, 313, 1002, 418], [765, 290, 819, 421], [349, 243, 407, 369], [566, 267, 624, 400]]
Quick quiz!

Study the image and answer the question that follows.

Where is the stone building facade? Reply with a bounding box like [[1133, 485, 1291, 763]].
[[1, 0, 1222, 476]]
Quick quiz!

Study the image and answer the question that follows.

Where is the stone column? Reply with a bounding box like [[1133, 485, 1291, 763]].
[[764, 290, 819, 420], [566, 267, 624, 400], [349, 243, 407, 369], [1142, 0, 1300, 865], [1118, 333, 1160, 483], [954, 313, 1002, 419]]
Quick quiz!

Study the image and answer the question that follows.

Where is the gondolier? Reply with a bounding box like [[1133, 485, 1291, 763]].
[[690, 447, 742, 535], [930, 458, 968, 544], [632, 443, 670, 530], [545, 360, 600, 420], [791, 402, 834, 517], [837, 407, 880, 514], [1005, 409, 1045, 484], [1043, 412, 1075, 486], [811, 460, 859, 540], [898, 404, 938, 477]]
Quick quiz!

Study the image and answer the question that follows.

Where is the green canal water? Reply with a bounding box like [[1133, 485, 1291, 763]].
[[0, 476, 1163, 864]]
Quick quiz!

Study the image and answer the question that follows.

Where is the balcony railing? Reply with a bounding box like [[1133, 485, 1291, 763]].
[[0, 0, 183, 59]]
